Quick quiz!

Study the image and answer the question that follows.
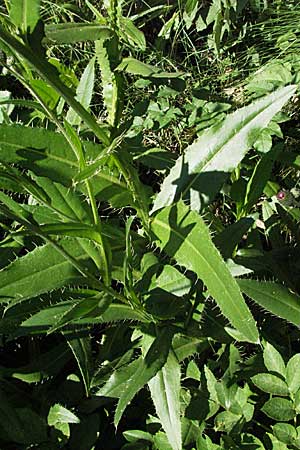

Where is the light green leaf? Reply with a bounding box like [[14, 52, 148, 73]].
[[148, 351, 182, 450], [151, 85, 296, 213], [150, 264, 192, 297], [262, 398, 295, 422], [286, 354, 300, 394], [48, 404, 80, 426], [151, 201, 259, 343], [114, 326, 175, 427], [251, 373, 289, 396], [272, 423, 297, 446], [238, 279, 300, 328], [214, 410, 242, 432], [95, 35, 123, 127], [123, 429, 153, 443], [97, 357, 140, 398], [263, 342, 286, 377], [10, 0, 40, 33], [120, 17, 146, 51], [45, 23, 111, 44], [66, 57, 95, 126]]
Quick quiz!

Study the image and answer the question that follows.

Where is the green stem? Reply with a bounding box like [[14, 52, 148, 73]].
[[5, 63, 112, 284]]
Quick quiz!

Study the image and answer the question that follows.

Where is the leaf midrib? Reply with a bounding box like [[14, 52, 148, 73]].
[[240, 282, 300, 315], [181, 91, 291, 199], [153, 216, 251, 331]]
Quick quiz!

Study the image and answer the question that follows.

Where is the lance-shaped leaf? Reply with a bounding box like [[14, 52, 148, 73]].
[[66, 57, 95, 126], [151, 85, 296, 213], [0, 238, 96, 304], [151, 201, 259, 343], [114, 326, 175, 427], [148, 351, 182, 450], [10, 0, 40, 33], [64, 334, 93, 397], [45, 23, 111, 44], [238, 279, 300, 327]]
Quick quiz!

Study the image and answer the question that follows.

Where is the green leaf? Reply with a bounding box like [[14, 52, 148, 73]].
[[19, 302, 146, 334], [151, 201, 259, 343], [242, 144, 281, 215], [238, 279, 300, 328], [214, 218, 254, 259], [45, 23, 111, 44], [66, 57, 95, 126], [286, 354, 300, 394], [97, 358, 140, 398], [95, 35, 123, 127], [15, 408, 47, 444], [214, 410, 242, 432], [173, 335, 208, 362], [116, 57, 183, 78], [0, 27, 109, 145], [263, 342, 286, 376], [272, 423, 297, 446], [64, 334, 93, 396], [48, 404, 80, 426], [251, 373, 289, 396], [148, 350, 182, 450], [0, 239, 95, 304], [10, 0, 40, 33], [151, 85, 296, 213], [0, 342, 71, 382], [30, 175, 93, 223], [0, 125, 131, 206], [262, 398, 295, 422], [114, 326, 175, 427], [149, 264, 192, 297], [48, 292, 111, 333], [120, 17, 146, 51]]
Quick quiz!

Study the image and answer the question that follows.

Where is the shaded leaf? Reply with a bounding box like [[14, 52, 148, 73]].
[[114, 326, 175, 427]]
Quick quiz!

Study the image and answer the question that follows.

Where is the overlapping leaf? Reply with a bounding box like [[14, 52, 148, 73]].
[[152, 85, 296, 213], [151, 201, 259, 343]]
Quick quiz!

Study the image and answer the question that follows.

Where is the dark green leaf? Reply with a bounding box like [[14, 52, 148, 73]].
[[114, 326, 175, 427]]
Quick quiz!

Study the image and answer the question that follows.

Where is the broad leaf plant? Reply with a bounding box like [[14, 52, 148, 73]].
[[0, 0, 300, 449]]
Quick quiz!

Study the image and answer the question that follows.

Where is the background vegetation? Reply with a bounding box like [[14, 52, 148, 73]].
[[0, 0, 300, 449]]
